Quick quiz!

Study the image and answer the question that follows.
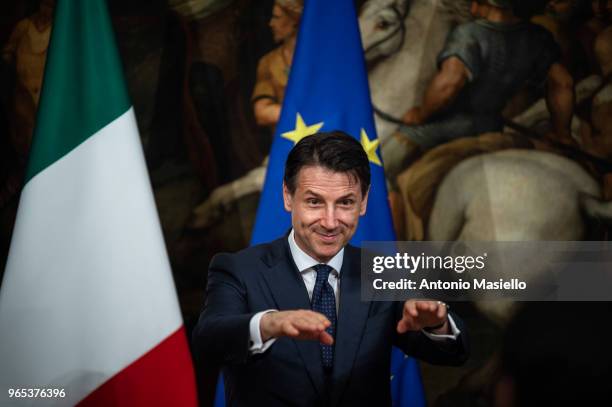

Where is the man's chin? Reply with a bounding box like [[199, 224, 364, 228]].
[[313, 242, 343, 261]]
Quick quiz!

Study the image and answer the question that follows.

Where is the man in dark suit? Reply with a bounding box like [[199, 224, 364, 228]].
[[192, 131, 469, 406]]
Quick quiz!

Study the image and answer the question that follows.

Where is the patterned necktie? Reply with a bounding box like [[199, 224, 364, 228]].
[[311, 264, 337, 370]]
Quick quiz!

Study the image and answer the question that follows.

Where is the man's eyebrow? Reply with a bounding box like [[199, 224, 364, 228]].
[[302, 191, 358, 200], [303, 189, 323, 198], [336, 193, 357, 201]]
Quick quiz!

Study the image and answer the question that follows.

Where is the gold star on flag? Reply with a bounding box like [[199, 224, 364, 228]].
[[281, 113, 324, 144], [360, 129, 382, 166]]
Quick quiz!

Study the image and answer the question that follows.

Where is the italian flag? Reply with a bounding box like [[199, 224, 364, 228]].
[[0, 1, 197, 405]]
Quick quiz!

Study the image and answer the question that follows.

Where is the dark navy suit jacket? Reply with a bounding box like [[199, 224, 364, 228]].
[[192, 237, 469, 406]]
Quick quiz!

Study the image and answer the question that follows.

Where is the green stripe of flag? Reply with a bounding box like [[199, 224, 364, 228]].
[[26, 0, 130, 183]]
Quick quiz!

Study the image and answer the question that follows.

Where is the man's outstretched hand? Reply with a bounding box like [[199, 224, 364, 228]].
[[260, 310, 333, 345], [397, 300, 449, 335]]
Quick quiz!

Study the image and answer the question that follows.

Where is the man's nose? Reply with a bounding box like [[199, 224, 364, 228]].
[[320, 207, 339, 230]]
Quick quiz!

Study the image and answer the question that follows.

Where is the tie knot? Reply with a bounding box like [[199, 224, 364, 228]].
[[313, 264, 333, 281]]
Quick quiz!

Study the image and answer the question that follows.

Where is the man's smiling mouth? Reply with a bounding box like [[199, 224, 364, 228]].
[[316, 231, 340, 242]]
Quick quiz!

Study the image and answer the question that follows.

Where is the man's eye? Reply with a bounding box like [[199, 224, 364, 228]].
[[340, 199, 355, 206], [307, 198, 320, 205]]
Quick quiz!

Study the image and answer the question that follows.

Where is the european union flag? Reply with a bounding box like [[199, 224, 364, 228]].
[[249, 0, 426, 406]]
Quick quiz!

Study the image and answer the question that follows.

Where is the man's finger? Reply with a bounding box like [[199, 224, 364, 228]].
[[305, 314, 330, 331], [397, 319, 407, 334], [298, 310, 330, 325], [416, 301, 434, 313], [397, 317, 415, 333], [285, 322, 323, 341], [295, 317, 324, 333], [295, 316, 331, 336], [319, 331, 334, 345], [436, 302, 447, 320], [404, 300, 418, 318], [311, 312, 331, 326], [282, 322, 300, 337]]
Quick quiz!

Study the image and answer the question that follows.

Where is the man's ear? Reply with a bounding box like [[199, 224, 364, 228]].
[[359, 186, 370, 216], [283, 183, 293, 212]]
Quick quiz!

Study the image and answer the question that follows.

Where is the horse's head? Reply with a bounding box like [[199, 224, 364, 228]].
[[359, 0, 411, 62]]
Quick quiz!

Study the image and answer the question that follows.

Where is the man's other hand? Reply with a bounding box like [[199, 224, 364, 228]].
[[260, 310, 333, 344], [397, 300, 449, 334]]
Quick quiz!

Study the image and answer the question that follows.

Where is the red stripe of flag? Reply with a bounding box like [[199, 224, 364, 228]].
[[78, 327, 197, 406]]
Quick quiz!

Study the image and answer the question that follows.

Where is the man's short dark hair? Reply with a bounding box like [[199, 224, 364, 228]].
[[283, 131, 371, 197]]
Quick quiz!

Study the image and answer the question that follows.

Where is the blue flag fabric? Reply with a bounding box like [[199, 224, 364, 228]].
[[216, 0, 426, 406]]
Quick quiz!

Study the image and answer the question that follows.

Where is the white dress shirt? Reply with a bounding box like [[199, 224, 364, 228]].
[[248, 230, 460, 353]]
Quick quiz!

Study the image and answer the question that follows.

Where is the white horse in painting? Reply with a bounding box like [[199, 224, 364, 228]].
[[429, 149, 611, 242]]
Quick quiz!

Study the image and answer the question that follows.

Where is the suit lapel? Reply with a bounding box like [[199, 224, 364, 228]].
[[260, 238, 327, 399], [331, 246, 371, 405]]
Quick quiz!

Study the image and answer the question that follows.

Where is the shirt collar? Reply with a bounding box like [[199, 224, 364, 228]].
[[288, 229, 344, 274]]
